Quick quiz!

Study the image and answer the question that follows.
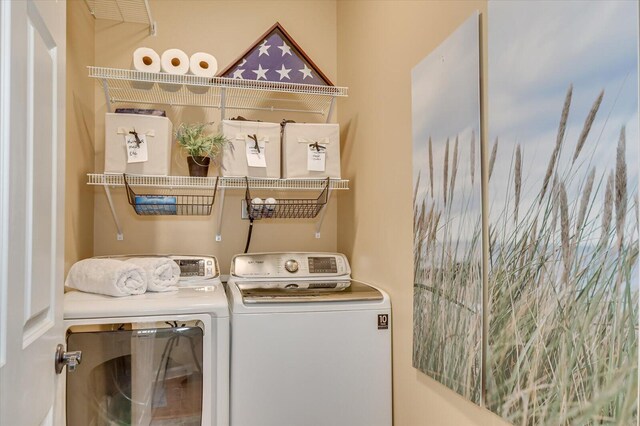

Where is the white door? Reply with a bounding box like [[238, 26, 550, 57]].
[[0, 0, 66, 425]]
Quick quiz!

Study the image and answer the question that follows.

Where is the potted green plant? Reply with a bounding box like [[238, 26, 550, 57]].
[[175, 122, 230, 177]]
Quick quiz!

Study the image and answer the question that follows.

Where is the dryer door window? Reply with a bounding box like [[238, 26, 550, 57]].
[[66, 322, 204, 426]]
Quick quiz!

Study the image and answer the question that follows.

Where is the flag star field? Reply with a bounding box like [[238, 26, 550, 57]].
[[222, 30, 328, 86]]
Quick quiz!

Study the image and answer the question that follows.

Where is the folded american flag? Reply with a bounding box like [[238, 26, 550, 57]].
[[220, 23, 331, 86]]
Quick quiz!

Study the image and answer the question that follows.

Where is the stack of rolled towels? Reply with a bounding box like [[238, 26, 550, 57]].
[[65, 257, 181, 297]]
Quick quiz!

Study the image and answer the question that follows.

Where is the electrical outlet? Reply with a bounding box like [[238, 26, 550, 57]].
[[240, 200, 250, 219]]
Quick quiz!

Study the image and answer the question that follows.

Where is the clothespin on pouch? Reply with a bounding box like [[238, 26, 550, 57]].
[[248, 134, 261, 153], [129, 129, 143, 147]]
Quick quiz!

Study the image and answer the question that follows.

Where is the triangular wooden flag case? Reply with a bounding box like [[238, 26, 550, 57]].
[[218, 22, 333, 86]]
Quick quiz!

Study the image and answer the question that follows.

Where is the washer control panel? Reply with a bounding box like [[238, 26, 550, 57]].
[[308, 256, 338, 274], [232, 253, 350, 278], [284, 259, 299, 273]]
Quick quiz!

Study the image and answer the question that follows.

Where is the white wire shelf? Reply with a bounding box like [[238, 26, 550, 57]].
[[88, 174, 350, 190], [89, 173, 218, 189], [89, 67, 347, 117], [219, 176, 349, 190], [84, 0, 156, 35]]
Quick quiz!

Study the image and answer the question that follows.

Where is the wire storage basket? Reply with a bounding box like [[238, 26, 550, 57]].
[[124, 174, 218, 216], [244, 177, 329, 219]]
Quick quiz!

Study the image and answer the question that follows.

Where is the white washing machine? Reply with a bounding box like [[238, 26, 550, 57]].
[[227, 252, 392, 426], [61, 255, 229, 426]]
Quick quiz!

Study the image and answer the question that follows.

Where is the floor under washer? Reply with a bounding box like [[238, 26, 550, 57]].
[[62, 255, 229, 426]]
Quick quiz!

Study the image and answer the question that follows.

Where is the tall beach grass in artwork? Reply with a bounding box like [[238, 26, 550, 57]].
[[486, 85, 638, 425], [413, 132, 483, 402]]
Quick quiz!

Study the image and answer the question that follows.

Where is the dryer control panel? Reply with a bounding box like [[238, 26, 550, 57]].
[[231, 253, 350, 279], [96, 254, 219, 283], [172, 256, 218, 279]]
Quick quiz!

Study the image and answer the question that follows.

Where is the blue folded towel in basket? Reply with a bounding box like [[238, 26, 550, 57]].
[[134, 195, 177, 215]]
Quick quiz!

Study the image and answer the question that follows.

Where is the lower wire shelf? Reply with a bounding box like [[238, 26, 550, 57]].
[[244, 177, 329, 219], [124, 174, 218, 216], [87, 173, 349, 240]]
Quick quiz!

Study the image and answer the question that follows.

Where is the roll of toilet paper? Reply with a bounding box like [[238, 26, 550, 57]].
[[264, 197, 276, 217], [264, 198, 276, 210], [132, 47, 161, 73], [160, 48, 190, 75], [250, 197, 264, 216], [189, 52, 218, 77]]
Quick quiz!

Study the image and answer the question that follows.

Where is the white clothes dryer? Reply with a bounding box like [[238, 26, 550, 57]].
[[227, 252, 392, 426], [61, 255, 229, 426]]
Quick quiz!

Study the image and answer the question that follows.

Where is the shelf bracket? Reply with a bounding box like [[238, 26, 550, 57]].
[[326, 96, 336, 123], [143, 0, 157, 36], [103, 185, 124, 240], [314, 187, 333, 238], [101, 79, 112, 113], [215, 188, 225, 241], [149, 20, 157, 36], [220, 87, 227, 120]]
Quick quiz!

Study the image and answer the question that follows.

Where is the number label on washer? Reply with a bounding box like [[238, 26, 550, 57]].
[[377, 314, 389, 330]]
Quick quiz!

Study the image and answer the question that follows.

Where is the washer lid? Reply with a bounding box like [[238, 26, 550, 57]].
[[64, 285, 229, 319], [239, 280, 383, 304]]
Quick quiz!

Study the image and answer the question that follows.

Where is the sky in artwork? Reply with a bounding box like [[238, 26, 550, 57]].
[[412, 11, 482, 248], [488, 0, 639, 231]]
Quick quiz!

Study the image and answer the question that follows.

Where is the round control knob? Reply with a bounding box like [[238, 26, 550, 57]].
[[284, 259, 299, 273]]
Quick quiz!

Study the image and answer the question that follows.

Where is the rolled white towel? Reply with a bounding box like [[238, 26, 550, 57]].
[[65, 258, 147, 297], [126, 257, 180, 292]]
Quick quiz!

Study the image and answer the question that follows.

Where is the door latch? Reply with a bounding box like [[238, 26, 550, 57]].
[[55, 344, 82, 374]]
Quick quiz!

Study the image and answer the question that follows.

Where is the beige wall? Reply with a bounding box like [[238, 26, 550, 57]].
[[91, 1, 339, 273], [65, 0, 95, 274], [67, 0, 517, 423], [336, 2, 508, 425]]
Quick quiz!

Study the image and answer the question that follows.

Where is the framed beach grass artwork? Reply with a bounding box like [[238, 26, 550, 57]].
[[486, 1, 639, 424], [411, 11, 482, 403]]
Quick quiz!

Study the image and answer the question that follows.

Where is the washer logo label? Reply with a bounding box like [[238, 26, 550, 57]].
[[377, 314, 389, 330]]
